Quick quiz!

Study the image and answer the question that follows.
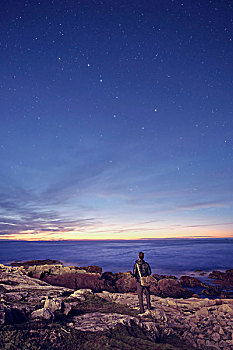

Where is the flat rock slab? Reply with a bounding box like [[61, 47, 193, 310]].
[[70, 311, 160, 341], [0, 264, 72, 293], [72, 312, 134, 332]]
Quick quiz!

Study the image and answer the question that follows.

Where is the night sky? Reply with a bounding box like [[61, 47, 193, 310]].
[[1, 0, 233, 240]]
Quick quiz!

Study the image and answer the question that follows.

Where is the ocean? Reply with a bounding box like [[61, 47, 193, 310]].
[[0, 238, 232, 278]]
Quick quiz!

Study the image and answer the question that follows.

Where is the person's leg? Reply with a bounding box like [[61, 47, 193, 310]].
[[137, 282, 144, 313], [145, 286, 151, 310]]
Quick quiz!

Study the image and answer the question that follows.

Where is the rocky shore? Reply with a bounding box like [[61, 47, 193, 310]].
[[10, 259, 233, 299], [0, 260, 233, 349]]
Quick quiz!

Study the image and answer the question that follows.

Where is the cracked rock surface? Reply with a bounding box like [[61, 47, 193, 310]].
[[1, 263, 233, 349], [96, 291, 233, 349]]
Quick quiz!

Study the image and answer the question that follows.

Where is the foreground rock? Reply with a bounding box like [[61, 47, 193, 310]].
[[97, 291, 233, 349], [1, 263, 233, 349], [0, 264, 171, 349], [0, 264, 73, 326]]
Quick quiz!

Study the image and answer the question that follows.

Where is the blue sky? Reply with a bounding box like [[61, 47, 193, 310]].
[[0, 0, 233, 240]]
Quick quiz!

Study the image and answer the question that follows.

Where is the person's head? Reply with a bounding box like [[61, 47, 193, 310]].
[[138, 252, 144, 260]]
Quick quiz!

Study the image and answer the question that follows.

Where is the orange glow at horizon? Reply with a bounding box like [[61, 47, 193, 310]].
[[0, 225, 232, 241]]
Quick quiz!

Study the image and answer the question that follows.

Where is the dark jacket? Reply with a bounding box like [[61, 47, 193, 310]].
[[133, 259, 151, 283]]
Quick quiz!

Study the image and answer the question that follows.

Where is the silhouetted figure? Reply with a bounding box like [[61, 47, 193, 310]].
[[133, 251, 152, 313]]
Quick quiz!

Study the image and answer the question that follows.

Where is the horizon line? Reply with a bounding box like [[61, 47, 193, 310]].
[[0, 236, 232, 242]]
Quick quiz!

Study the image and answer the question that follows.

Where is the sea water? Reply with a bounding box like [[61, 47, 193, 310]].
[[0, 238, 232, 277]]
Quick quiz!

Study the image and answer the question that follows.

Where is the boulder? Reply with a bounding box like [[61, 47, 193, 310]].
[[101, 270, 147, 293], [209, 269, 233, 288], [115, 272, 137, 293], [80, 265, 102, 274], [220, 290, 233, 299], [195, 307, 209, 317], [42, 272, 104, 292], [156, 279, 193, 298], [27, 264, 66, 279], [209, 270, 225, 280], [68, 289, 93, 302], [150, 284, 160, 296], [101, 272, 117, 292], [180, 276, 206, 288], [218, 304, 233, 315], [153, 274, 177, 281], [63, 302, 72, 316], [69, 289, 93, 298], [192, 294, 201, 298], [201, 285, 221, 296], [31, 308, 54, 321], [43, 297, 62, 313], [24, 263, 104, 292]]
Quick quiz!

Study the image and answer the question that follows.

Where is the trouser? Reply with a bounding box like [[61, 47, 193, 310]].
[[136, 281, 151, 313]]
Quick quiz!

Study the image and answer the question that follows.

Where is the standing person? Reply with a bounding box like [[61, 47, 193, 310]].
[[133, 251, 152, 313]]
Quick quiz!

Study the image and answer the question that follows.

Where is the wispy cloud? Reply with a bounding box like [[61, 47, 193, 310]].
[[1, 153, 233, 240], [177, 200, 232, 210], [186, 222, 233, 228], [0, 185, 100, 237]]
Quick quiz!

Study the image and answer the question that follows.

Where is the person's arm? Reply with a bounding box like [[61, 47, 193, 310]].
[[148, 263, 151, 276], [133, 263, 137, 277]]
